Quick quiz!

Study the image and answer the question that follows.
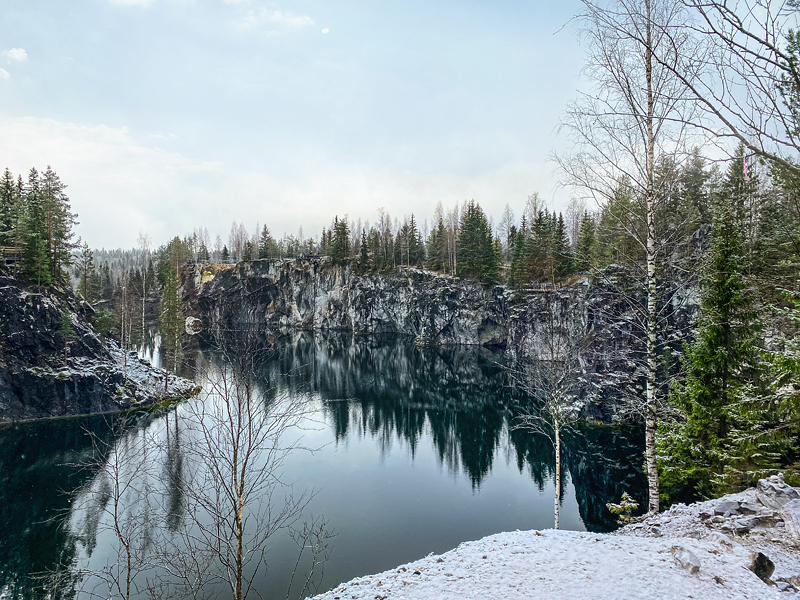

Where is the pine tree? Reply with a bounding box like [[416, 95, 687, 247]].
[[221, 245, 230, 262]]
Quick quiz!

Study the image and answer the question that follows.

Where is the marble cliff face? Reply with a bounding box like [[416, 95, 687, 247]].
[[0, 275, 198, 422], [191, 259, 699, 422]]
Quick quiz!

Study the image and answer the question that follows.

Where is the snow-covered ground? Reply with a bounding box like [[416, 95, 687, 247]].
[[309, 480, 800, 600]]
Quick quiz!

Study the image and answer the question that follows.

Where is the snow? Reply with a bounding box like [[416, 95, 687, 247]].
[[309, 488, 800, 600]]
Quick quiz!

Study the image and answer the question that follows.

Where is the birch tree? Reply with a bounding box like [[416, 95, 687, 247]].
[[557, 0, 702, 512], [511, 290, 587, 529], [648, 1, 800, 177], [155, 325, 334, 600]]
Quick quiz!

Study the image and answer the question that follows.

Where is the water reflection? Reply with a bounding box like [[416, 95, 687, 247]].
[[0, 332, 646, 600], [236, 332, 647, 529]]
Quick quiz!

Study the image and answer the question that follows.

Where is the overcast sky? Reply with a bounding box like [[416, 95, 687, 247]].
[[0, 0, 585, 249]]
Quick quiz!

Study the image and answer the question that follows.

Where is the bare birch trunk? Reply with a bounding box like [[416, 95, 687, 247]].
[[644, 0, 660, 514], [554, 422, 561, 529]]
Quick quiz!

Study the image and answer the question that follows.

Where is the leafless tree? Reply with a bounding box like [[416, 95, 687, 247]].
[[653, 1, 800, 176], [56, 417, 159, 600], [155, 325, 334, 600], [565, 196, 587, 246], [510, 291, 587, 529], [557, 0, 704, 512], [498, 204, 516, 259]]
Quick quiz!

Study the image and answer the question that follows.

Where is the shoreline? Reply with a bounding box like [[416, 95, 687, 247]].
[[308, 479, 800, 600]]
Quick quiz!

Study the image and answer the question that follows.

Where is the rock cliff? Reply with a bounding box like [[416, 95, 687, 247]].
[[0, 275, 199, 422], [191, 259, 698, 421]]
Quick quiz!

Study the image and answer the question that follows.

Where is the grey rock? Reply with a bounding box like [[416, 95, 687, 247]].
[[756, 475, 800, 510], [738, 502, 763, 515], [780, 499, 800, 539], [748, 552, 775, 583], [672, 546, 701, 574], [0, 276, 200, 422], [698, 507, 715, 521], [714, 500, 741, 516], [732, 516, 759, 534], [705, 531, 734, 551]]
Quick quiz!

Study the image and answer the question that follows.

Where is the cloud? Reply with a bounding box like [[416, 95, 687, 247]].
[[0, 69, 9, 80], [0, 116, 227, 248], [4, 48, 27, 62], [321, 28, 329, 34], [0, 115, 566, 251], [242, 8, 312, 30]]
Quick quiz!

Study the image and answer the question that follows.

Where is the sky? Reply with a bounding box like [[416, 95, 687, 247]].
[[0, 0, 586, 249]]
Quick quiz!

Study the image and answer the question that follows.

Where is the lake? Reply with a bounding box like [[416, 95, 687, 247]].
[[0, 331, 646, 599]]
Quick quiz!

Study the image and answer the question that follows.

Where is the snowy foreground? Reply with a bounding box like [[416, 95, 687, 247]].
[[309, 481, 800, 600]]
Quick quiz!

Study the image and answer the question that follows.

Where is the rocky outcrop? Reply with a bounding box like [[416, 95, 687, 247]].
[[194, 260, 516, 346], [0, 275, 199, 422], [194, 259, 695, 351]]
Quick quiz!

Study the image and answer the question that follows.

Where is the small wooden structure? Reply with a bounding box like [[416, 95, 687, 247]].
[[2, 246, 23, 269]]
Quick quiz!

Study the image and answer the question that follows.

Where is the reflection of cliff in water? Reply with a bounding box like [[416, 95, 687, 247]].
[[202, 331, 647, 532]]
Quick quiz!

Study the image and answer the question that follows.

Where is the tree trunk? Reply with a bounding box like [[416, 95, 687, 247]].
[[554, 423, 561, 530], [644, 0, 660, 514]]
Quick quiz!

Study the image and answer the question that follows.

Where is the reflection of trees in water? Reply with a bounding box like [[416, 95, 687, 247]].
[[0, 413, 159, 600], [233, 331, 646, 532]]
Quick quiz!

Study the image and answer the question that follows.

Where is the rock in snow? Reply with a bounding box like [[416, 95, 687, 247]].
[[308, 480, 800, 600]]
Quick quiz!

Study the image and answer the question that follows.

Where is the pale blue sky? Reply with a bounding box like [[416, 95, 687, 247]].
[[0, 0, 584, 248]]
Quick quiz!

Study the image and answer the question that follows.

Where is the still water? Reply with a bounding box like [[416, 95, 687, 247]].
[[0, 332, 646, 599]]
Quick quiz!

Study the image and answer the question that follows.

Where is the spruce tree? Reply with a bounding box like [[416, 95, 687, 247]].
[[509, 217, 527, 292], [258, 225, 274, 259], [0, 168, 17, 246], [575, 211, 596, 273], [41, 166, 78, 285], [76, 241, 98, 302], [659, 157, 767, 501], [23, 234, 51, 285], [159, 264, 183, 381], [456, 201, 497, 282], [330, 217, 350, 263], [360, 229, 369, 271]]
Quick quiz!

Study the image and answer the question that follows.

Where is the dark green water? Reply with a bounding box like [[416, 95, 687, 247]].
[[0, 333, 646, 599]]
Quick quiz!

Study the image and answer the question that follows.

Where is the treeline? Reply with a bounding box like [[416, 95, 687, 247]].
[[0, 167, 78, 286]]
